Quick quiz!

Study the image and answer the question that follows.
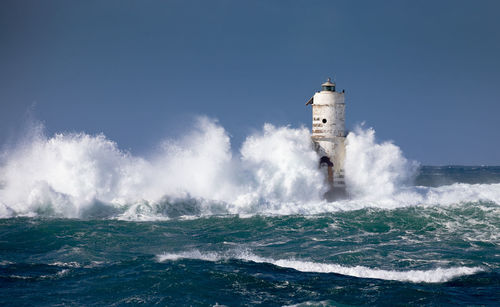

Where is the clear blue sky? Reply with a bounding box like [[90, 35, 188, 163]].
[[1, 0, 499, 165]]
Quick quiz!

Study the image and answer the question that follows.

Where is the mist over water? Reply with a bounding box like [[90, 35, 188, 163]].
[[0, 117, 499, 220]]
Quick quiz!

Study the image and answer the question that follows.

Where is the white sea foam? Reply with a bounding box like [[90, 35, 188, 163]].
[[157, 250, 221, 262], [283, 300, 337, 307], [0, 117, 499, 219], [344, 125, 419, 198], [0, 117, 326, 218], [49, 261, 82, 268], [156, 249, 482, 283]]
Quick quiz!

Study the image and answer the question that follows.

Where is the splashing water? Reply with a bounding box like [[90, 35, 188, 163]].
[[1, 118, 499, 305], [345, 125, 419, 198], [0, 117, 499, 219], [0, 118, 326, 218]]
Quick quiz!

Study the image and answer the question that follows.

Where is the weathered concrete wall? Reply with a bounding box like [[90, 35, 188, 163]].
[[311, 90, 346, 187]]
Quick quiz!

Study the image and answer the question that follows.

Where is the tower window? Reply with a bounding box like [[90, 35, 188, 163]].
[[322, 119, 327, 123], [322, 85, 335, 91]]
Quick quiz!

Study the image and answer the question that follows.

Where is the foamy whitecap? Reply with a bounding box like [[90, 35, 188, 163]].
[[156, 249, 482, 283], [157, 250, 220, 262], [0, 117, 499, 219], [345, 125, 419, 198], [0, 117, 327, 218]]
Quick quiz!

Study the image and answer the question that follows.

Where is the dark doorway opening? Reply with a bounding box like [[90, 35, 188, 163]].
[[319, 156, 334, 184], [319, 156, 333, 167]]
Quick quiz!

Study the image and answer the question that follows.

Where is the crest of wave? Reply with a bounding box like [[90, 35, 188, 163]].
[[0, 121, 148, 218], [343, 125, 500, 208], [234, 123, 327, 214], [0, 117, 327, 218], [344, 125, 419, 199]]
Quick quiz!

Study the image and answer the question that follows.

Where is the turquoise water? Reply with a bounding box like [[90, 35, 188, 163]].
[[0, 167, 499, 306]]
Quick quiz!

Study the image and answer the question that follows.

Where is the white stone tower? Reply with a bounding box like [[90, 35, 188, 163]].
[[305, 78, 346, 191]]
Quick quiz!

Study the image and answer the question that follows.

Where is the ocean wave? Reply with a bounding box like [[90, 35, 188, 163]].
[[0, 117, 499, 219], [156, 249, 482, 283]]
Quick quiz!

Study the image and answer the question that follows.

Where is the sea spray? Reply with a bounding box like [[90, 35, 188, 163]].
[[236, 124, 326, 209], [0, 118, 326, 218], [1, 118, 499, 219], [345, 125, 419, 198]]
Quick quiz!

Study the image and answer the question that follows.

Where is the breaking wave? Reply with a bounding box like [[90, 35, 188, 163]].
[[156, 249, 482, 283], [0, 117, 499, 219]]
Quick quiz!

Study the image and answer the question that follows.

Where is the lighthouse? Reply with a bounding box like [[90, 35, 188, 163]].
[[305, 78, 346, 197]]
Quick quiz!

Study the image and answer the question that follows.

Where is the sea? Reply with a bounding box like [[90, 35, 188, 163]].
[[0, 118, 499, 306]]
